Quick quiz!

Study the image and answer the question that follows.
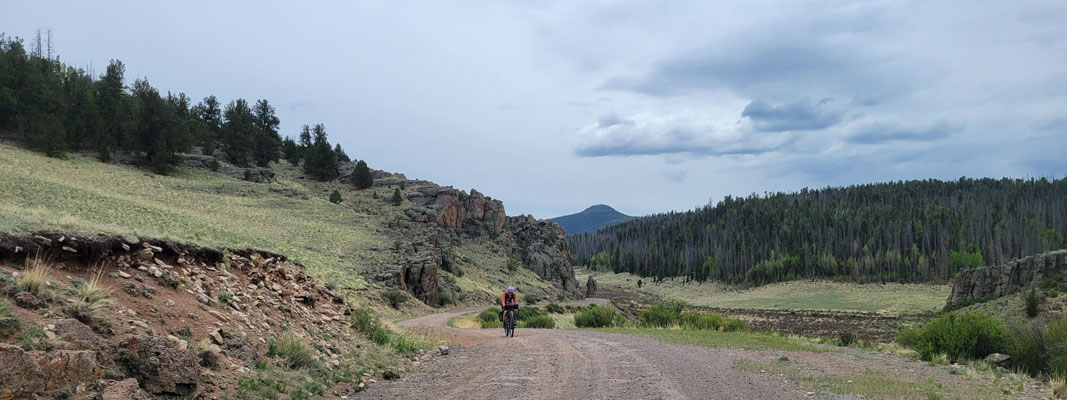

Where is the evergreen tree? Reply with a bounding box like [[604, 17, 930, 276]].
[[95, 59, 127, 160], [194, 95, 221, 154], [351, 160, 373, 189], [281, 136, 300, 164], [334, 143, 350, 162], [129, 78, 186, 173], [251, 99, 281, 167], [221, 99, 255, 166], [299, 124, 311, 148], [302, 123, 337, 180], [392, 187, 403, 206], [329, 190, 342, 204]]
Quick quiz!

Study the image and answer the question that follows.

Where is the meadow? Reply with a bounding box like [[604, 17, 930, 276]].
[[578, 268, 950, 315]]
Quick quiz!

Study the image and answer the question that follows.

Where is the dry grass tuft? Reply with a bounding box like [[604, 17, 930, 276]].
[[1054, 375, 1067, 399], [18, 255, 53, 295]]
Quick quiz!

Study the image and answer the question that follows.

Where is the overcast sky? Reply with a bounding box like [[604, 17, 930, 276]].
[[3, 1, 1065, 218]]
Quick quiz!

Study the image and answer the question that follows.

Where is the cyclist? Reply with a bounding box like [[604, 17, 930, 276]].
[[500, 286, 518, 323]]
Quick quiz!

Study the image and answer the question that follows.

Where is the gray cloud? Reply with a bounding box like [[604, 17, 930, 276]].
[[599, 13, 924, 103], [575, 111, 791, 157], [741, 98, 844, 132], [847, 121, 963, 144]]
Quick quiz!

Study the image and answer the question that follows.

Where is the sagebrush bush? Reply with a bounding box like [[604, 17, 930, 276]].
[[268, 334, 316, 369], [574, 306, 616, 328], [913, 311, 1011, 363], [522, 315, 556, 329], [382, 290, 408, 309], [544, 303, 565, 314]]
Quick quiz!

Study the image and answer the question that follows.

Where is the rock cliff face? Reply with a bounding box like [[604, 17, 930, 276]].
[[508, 215, 581, 298], [946, 250, 1067, 310], [368, 178, 582, 305]]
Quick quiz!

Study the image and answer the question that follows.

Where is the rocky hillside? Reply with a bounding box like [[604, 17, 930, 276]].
[[0, 231, 437, 399], [946, 249, 1067, 310]]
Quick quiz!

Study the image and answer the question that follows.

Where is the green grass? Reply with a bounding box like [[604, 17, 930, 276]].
[[592, 327, 825, 352], [0, 143, 384, 289], [734, 359, 1014, 399], [578, 269, 949, 315]]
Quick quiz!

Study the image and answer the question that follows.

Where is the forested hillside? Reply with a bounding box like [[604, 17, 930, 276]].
[[0, 33, 351, 178], [570, 178, 1067, 285]]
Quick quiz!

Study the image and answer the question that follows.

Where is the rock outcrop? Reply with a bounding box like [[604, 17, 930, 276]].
[[508, 215, 581, 298], [585, 276, 598, 298], [946, 250, 1067, 310], [405, 186, 507, 235], [117, 335, 201, 396], [0, 344, 102, 399]]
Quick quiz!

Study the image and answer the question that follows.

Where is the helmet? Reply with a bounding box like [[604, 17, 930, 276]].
[[507, 286, 515, 293]]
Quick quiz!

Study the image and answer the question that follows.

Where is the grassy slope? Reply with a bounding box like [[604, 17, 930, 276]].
[[578, 268, 950, 315], [0, 142, 548, 309]]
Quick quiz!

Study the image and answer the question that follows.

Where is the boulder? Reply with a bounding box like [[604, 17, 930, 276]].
[[984, 353, 1011, 367], [103, 378, 152, 400], [0, 343, 102, 399], [13, 291, 41, 309], [116, 335, 200, 396]]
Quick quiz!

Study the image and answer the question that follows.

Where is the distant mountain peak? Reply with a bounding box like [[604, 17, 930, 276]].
[[551, 204, 633, 235]]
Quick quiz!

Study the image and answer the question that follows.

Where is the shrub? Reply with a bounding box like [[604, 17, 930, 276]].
[[392, 188, 403, 206], [480, 320, 503, 329], [369, 327, 390, 346], [1012, 318, 1067, 377], [574, 306, 616, 328], [391, 334, 420, 355], [680, 311, 724, 330], [544, 303, 565, 314], [838, 330, 857, 347], [218, 292, 232, 304], [382, 290, 408, 309], [268, 334, 315, 369], [1026, 289, 1040, 318], [913, 311, 1011, 363], [639, 300, 687, 328], [523, 294, 537, 305], [522, 315, 556, 329], [350, 308, 375, 335], [720, 318, 749, 332], [896, 328, 922, 348], [477, 307, 500, 323], [514, 306, 545, 322], [329, 190, 342, 204], [438, 292, 452, 307], [0, 300, 20, 336]]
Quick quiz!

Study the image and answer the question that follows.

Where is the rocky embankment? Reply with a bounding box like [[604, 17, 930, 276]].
[[0, 232, 360, 399], [368, 180, 582, 305], [946, 249, 1067, 310]]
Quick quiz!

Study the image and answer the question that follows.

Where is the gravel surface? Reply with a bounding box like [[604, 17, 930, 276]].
[[357, 301, 808, 400]]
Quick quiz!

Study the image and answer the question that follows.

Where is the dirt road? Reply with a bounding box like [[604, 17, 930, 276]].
[[358, 300, 807, 400]]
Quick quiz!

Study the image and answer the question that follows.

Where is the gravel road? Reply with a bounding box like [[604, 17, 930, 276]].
[[358, 300, 807, 400]]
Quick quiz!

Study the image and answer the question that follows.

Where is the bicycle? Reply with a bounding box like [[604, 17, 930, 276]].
[[502, 306, 517, 337]]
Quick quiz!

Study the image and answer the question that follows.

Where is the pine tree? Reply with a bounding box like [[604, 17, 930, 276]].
[[392, 187, 403, 206], [351, 160, 374, 189], [334, 143, 350, 163], [302, 123, 337, 181], [329, 190, 342, 204], [194, 95, 221, 154], [281, 136, 300, 164], [252, 99, 281, 167], [221, 99, 255, 166], [96, 59, 126, 160]]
